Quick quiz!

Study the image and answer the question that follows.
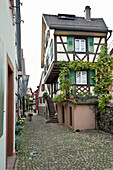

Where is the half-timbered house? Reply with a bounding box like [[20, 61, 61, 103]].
[[41, 6, 112, 131]]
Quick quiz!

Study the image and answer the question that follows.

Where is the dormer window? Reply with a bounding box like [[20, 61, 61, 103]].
[[75, 39, 86, 52], [58, 14, 75, 20]]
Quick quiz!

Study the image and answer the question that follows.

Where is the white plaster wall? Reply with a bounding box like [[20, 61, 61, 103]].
[[0, 0, 17, 169], [0, 38, 7, 170], [38, 73, 49, 107]]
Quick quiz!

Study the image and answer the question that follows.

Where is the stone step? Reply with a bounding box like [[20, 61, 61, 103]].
[[46, 119, 59, 123]]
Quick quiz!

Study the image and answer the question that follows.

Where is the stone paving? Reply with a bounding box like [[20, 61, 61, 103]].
[[15, 115, 113, 170]]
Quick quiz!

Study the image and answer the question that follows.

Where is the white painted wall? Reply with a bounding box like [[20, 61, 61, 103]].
[[38, 72, 49, 107], [0, 0, 17, 169]]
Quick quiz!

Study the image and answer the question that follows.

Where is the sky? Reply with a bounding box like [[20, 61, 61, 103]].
[[21, 0, 113, 91]]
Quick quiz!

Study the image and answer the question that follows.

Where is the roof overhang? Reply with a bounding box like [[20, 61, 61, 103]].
[[44, 61, 60, 84]]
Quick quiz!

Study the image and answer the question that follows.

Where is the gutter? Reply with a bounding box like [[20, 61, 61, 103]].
[[106, 30, 112, 42]]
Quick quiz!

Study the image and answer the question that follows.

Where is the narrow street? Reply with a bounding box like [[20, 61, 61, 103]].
[[15, 115, 113, 170]]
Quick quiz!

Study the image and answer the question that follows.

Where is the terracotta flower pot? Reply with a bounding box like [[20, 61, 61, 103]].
[[69, 95, 75, 99]]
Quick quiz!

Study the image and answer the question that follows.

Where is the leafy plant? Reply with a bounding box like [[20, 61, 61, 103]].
[[15, 136, 22, 151], [98, 93, 112, 112], [109, 120, 113, 125], [15, 125, 23, 135], [53, 93, 67, 103], [43, 91, 48, 97], [53, 61, 71, 103]]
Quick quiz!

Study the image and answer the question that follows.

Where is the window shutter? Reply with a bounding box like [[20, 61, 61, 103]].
[[88, 37, 94, 52], [67, 36, 74, 51], [90, 70, 95, 85], [69, 69, 75, 84]]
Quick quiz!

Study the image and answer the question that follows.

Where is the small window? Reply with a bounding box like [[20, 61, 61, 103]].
[[75, 39, 86, 52], [76, 71, 87, 84]]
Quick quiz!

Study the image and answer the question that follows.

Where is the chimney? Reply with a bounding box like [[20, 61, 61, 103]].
[[84, 6, 91, 21]]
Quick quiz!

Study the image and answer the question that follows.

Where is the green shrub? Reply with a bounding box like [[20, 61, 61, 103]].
[[15, 125, 23, 135], [15, 136, 22, 151]]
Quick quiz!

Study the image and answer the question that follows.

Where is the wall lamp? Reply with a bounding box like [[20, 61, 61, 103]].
[[9, 2, 23, 9], [9, 6, 19, 9], [15, 20, 24, 24]]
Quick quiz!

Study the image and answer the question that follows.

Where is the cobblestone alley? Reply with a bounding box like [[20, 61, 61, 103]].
[[15, 115, 113, 170]]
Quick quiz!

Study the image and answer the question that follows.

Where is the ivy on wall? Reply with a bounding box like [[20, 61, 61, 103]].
[[53, 61, 71, 103], [93, 44, 113, 112]]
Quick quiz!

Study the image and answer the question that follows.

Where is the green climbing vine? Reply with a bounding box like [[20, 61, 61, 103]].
[[53, 61, 71, 103], [93, 44, 113, 112], [53, 44, 113, 112]]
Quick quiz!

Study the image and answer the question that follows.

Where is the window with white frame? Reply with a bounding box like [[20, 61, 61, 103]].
[[75, 39, 86, 52], [76, 71, 87, 84]]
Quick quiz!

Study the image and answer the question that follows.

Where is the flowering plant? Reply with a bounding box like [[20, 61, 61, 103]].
[[16, 119, 24, 126]]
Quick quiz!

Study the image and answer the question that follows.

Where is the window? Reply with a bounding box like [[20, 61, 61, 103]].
[[46, 54, 49, 70], [76, 71, 87, 84], [75, 39, 86, 52], [50, 40, 53, 60], [45, 30, 50, 48]]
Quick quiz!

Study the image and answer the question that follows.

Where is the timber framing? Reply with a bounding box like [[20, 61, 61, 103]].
[[56, 35, 105, 63]]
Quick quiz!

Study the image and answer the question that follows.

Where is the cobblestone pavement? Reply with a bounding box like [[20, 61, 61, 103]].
[[15, 115, 113, 170]]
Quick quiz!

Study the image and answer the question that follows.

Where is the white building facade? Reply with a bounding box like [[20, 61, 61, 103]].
[[0, 0, 18, 169]]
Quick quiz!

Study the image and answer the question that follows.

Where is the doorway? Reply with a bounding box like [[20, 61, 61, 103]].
[[69, 107, 72, 127], [6, 55, 14, 168], [62, 105, 65, 123]]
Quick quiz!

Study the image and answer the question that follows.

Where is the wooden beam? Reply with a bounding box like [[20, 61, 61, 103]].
[[55, 30, 107, 37]]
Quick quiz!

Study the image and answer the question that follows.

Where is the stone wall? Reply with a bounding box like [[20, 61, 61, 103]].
[[97, 105, 113, 134]]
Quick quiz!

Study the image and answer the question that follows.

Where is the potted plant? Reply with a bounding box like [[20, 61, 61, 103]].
[[69, 87, 75, 99], [43, 91, 49, 99]]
